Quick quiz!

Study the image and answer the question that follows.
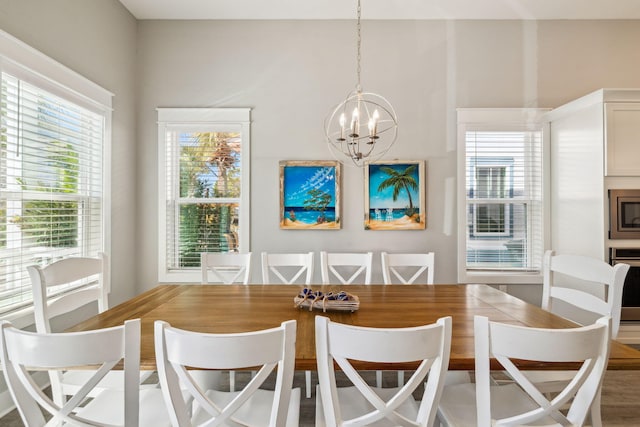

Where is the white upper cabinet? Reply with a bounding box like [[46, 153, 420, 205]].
[[605, 102, 640, 176], [546, 89, 640, 260]]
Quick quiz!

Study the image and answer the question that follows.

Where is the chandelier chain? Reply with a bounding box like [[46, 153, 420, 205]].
[[356, 0, 362, 91], [324, 0, 398, 167]]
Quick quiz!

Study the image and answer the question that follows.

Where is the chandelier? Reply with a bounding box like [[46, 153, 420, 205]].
[[324, 0, 398, 167]]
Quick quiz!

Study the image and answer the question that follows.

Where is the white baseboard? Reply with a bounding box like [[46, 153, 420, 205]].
[[0, 371, 49, 419], [0, 389, 16, 419]]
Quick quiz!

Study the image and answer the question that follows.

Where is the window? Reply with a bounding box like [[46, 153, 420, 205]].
[[158, 108, 250, 282], [457, 109, 549, 284], [471, 161, 512, 236], [0, 31, 111, 314]]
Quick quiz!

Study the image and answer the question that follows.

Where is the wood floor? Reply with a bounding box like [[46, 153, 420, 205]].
[[2, 369, 639, 426], [599, 370, 640, 426]]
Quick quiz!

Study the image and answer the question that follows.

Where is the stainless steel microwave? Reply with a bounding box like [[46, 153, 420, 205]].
[[609, 189, 640, 239]]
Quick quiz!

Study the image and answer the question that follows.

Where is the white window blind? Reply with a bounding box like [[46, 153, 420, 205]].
[[457, 109, 549, 283], [465, 130, 543, 270], [158, 108, 250, 282], [0, 72, 105, 313]]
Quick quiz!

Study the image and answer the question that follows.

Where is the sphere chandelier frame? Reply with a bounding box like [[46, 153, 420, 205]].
[[323, 0, 398, 167]]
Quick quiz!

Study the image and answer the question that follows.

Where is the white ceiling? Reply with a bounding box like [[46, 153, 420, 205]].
[[118, 0, 640, 20]]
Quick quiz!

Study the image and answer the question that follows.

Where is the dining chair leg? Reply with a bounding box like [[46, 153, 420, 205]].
[[376, 370, 382, 388], [590, 389, 603, 427], [305, 370, 312, 398], [397, 370, 405, 386]]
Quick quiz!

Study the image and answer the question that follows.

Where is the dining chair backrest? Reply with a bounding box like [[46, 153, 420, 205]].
[[381, 252, 435, 284], [542, 249, 629, 338], [315, 315, 452, 427], [379, 251, 437, 387], [27, 252, 109, 335], [320, 251, 373, 285], [474, 315, 611, 426], [200, 252, 252, 284], [154, 319, 299, 427], [261, 251, 314, 285], [262, 251, 315, 398], [0, 319, 142, 427], [26, 252, 129, 406]]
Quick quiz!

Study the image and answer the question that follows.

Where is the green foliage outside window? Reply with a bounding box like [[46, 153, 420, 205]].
[[11, 141, 79, 248], [177, 132, 240, 267]]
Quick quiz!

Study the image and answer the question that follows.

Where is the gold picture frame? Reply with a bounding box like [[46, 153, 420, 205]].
[[279, 160, 342, 229], [364, 160, 426, 230]]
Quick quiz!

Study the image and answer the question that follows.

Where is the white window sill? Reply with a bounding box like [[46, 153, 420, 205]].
[[460, 270, 542, 285], [0, 305, 35, 329]]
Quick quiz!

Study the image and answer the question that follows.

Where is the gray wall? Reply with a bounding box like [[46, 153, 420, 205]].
[[1, 4, 640, 308], [136, 19, 640, 296]]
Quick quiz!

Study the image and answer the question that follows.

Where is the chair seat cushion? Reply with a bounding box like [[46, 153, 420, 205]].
[[316, 385, 420, 427], [438, 382, 557, 426], [192, 387, 301, 427]]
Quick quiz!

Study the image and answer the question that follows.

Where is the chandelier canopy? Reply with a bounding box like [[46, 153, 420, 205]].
[[324, 0, 398, 167]]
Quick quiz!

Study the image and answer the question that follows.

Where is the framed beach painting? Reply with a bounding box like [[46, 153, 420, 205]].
[[280, 160, 341, 229], [364, 160, 426, 230]]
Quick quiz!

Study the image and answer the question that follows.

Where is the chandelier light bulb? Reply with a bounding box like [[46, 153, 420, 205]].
[[370, 109, 379, 138], [350, 108, 359, 137], [325, 90, 398, 167]]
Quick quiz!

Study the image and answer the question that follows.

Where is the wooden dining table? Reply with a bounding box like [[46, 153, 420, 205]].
[[67, 283, 640, 371]]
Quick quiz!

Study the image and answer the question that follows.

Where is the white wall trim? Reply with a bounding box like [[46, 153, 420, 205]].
[[0, 389, 16, 419], [0, 29, 112, 321], [456, 108, 551, 285], [157, 107, 250, 123], [0, 30, 112, 110], [156, 108, 251, 283]]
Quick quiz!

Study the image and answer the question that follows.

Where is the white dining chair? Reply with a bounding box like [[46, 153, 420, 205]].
[[520, 249, 630, 427], [201, 252, 252, 284], [262, 251, 315, 399], [437, 315, 611, 427], [381, 251, 435, 285], [261, 251, 314, 285], [26, 252, 153, 406], [380, 251, 436, 387], [320, 252, 377, 388], [541, 249, 628, 338], [200, 251, 253, 392], [315, 315, 452, 427], [320, 251, 373, 285], [154, 319, 301, 427], [0, 318, 169, 426]]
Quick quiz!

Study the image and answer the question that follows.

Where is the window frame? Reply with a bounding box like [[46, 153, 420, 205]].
[[0, 30, 112, 324], [157, 108, 251, 283], [457, 108, 550, 285]]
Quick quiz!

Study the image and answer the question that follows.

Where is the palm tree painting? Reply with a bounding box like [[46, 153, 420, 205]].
[[365, 160, 426, 230]]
